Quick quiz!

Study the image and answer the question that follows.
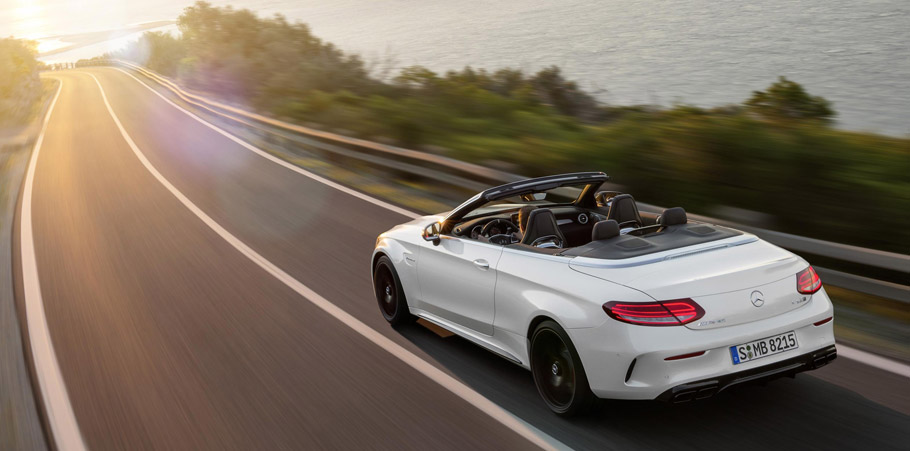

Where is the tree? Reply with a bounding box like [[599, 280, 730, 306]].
[[529, 66, 600, 120], [394, 66, 440, 90], [170, 1, 372, 102], [115, 31, 185, 76], [745, 76, 835, 123]]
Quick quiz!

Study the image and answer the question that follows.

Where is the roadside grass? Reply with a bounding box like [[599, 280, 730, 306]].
[[0, 148, 28, 229], [266, 151, 453, 215], [827, 286, 910, 324], [827, 286, 910, 363], [0, 79, 57, 229]]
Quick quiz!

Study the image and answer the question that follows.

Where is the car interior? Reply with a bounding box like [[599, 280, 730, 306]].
[[453, 188, 659, 245], [450, 185, 741, 257]]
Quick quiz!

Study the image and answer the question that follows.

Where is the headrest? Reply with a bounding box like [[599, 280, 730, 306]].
[[607, 194, 642, 224], [591, 219, 620, 241], [525, 208, 557, 230], [659, 207, 687, 226], [518, 205, 538, 232], [521, 208, 564, 246], [611, 194, 634, 202]]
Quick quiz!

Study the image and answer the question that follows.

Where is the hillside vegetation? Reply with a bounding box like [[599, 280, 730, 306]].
[[99, 2, 908, 253], [0, 38, 44, 126]]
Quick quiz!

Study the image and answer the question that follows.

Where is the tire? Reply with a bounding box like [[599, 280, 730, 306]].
[[373, 256, 416, 327], [530, 320, 597, 416]]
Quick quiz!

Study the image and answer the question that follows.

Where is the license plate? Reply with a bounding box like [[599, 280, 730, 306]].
[[730, 331, 798, 365]]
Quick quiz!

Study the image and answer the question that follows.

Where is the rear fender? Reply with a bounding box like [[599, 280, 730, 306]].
[[494, 248, 655, 334]]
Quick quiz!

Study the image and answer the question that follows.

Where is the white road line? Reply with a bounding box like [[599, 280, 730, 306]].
[[837, 345, 910, 379], [109, 67, 421, 220], [106, 68, 910, 382], [87, 73, 560, 451], [21, 79, 89, 451]]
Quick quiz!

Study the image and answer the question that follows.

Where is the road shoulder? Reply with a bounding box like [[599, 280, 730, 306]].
[[810, 353, 910, 416], [0, 80, 56, 451]]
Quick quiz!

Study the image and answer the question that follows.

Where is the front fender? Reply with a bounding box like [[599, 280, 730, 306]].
[[373, 235, 422, 309]]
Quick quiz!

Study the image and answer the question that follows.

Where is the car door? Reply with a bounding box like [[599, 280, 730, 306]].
[[417, 235, 503, 335]]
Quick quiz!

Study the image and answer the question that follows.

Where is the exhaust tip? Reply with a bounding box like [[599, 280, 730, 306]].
[[695, 386, 718, 400], [811, 350, 837, 369], [672, 383, 719, 403]]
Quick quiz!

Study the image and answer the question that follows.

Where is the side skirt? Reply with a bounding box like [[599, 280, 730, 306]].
[[412, 309, 524, 366]]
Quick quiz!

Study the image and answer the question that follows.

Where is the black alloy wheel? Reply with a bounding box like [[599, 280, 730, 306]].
[[530, 320, 596, 416], [373, 256, 415, 327]]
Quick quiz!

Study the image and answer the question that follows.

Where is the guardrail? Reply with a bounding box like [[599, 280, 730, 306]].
[[108, 60, 522, 191], [86, 59, 909, 302]]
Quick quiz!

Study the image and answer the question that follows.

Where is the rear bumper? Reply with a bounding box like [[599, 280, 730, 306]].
[[656, 345, 837, 403], [569, 287, 836, 400]]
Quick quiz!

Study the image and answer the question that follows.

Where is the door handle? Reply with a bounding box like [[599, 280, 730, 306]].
[[473, 259, 490, 270]]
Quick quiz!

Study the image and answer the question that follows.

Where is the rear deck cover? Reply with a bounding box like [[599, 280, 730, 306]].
[[562, 223, 742, 259]]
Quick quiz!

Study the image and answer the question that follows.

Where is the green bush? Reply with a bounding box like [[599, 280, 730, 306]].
[[0, 39, 42, 125], [746, 76, 835, 123], [584, 114, 910, 251]]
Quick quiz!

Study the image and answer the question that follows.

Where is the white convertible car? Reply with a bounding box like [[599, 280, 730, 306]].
[[371, 172, 836, 415]]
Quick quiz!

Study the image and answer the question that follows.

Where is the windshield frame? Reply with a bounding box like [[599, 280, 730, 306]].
[[440, 172, 608, 234], [460, 189, 585, 221]]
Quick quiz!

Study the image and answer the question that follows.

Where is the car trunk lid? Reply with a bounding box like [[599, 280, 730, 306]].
[[569, 239, 810, 329]]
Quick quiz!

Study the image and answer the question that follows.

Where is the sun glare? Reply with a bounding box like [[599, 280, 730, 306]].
[[36, 38, 68, 53], [15, 0, 41, 16], [10, 0, 45, 39]]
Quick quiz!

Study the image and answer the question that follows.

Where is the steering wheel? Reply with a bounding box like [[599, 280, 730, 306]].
[[617, 220, 641, 230], [530, 235, 564, 248], [481, 218, 517, 238]]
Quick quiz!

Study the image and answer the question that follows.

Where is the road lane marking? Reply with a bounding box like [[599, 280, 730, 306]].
[[108, 67, 421, 220], [21, 78, 89, 451], [105, 68, 910, 382], [837, 345, 910, 379], [87, 73, 562, 451]]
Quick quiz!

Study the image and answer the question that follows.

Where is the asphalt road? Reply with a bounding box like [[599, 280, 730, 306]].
[[17, 68, 909, 450]]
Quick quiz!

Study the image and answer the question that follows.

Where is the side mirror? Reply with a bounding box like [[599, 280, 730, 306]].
[[422, 222, 441, 245]]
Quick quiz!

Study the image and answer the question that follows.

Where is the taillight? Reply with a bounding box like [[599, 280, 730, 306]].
[[603, 299, 705, 327], [797, 266, 822, 294]]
